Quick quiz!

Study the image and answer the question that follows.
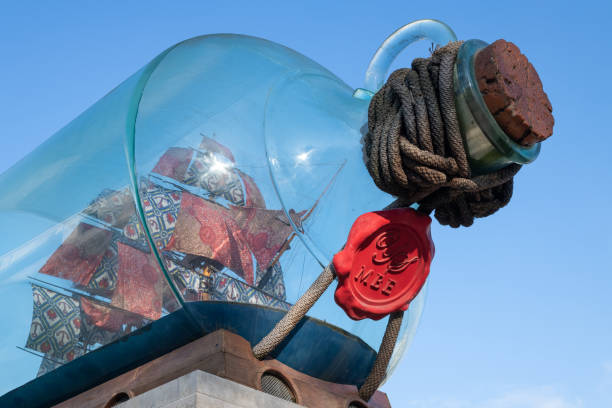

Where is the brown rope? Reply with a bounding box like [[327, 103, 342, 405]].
[[252, 264, 336, 359], [363, 41, 521, 227], [358, 311, 404, 402], [252, 265, 403, 402], [253, 42, 521, 402]]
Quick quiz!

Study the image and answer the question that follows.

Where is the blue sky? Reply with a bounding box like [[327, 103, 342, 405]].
[[0, 1, 611, 407]]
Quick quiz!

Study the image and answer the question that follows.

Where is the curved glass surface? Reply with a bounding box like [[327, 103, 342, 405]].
[[454, 39, 540, 174], [364, 19, 457, 92], [131, 33, 427, 383], [0, 31, 438, 396], [0, 51, 181, 395]]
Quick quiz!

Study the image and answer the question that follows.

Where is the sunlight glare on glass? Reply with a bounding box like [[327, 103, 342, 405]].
[[295, 149, 314, 167], [208, 155, 232, 174]]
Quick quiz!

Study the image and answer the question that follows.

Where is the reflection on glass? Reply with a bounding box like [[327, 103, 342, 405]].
[[20, 188, 175, 377], [146, 133, 310, 309], [20, 133, 315, 379], [3, 147, 173, 378], [0, 31, 437, 396]]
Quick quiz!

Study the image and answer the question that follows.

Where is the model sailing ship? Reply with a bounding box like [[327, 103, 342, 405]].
[[24, 134, 309, 376]]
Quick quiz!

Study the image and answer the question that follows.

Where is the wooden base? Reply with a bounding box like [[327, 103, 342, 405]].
[[53, 329, 391, 408]]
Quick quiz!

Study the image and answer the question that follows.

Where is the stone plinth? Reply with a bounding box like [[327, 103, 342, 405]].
[[118, 370, 301, 408], [53, 329, 390, 408]]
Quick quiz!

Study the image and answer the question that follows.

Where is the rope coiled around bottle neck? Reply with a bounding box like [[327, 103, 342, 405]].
[[363, 41, 521, 227]]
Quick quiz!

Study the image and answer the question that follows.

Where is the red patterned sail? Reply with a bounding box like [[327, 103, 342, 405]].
[[25, 285, 82, 364], [151, 147, 193, 182], [238, 170, 266, 208], [40, 223, 112, 287], [165, 192, 254, 284], [83, 188, 135, 229], [232, 207, 305, 271], [111, 242, 163, 321], [199, 134, 235, 162], [80, 297, 144, 332]]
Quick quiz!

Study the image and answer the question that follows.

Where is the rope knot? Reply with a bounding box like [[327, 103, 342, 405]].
[[363, 41, 520, 228]]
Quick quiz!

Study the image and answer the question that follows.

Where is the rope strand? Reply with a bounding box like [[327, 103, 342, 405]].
[[358, 311, 404, 402], [252, 264, 336, 359], [363, 41, 520, 227], [252, 41, 524, 405]]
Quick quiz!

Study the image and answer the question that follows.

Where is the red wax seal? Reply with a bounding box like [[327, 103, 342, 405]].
[[333, 208, 434, 320]]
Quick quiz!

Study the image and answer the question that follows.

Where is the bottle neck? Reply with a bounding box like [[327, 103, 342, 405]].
[[453, 40, 540, 175]]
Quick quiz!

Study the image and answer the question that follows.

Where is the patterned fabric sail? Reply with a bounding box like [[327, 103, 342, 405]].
[[86, 234, 119, 294], [150, 135, 245, 207], [231, 207, 305, 272], [184, 150, 245, 205], [25, 285, 83, 367], [80, 297, 145, 333], [84, 188, 149, 252], [211, 270, 289, 309], [24, 133, 300, 377], [82, 188, 135, 230], [153, 134, 300, 293], [139, 181, 182, 250], [164, 258, 205, 295], [25, 284, 152, 377], [198, 134, 236, 163], [40, 223, 112, 287], [165, 192, 255, 284], [110, 242, 163, 321], [239, 170, 266, 208], [151, 147, 192, 182]]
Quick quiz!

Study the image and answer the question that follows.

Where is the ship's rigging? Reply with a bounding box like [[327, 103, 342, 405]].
[[22, 134, 342, 377]]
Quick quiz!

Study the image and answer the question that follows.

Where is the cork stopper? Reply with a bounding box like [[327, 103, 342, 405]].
[[474, 39, 554, 146]]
